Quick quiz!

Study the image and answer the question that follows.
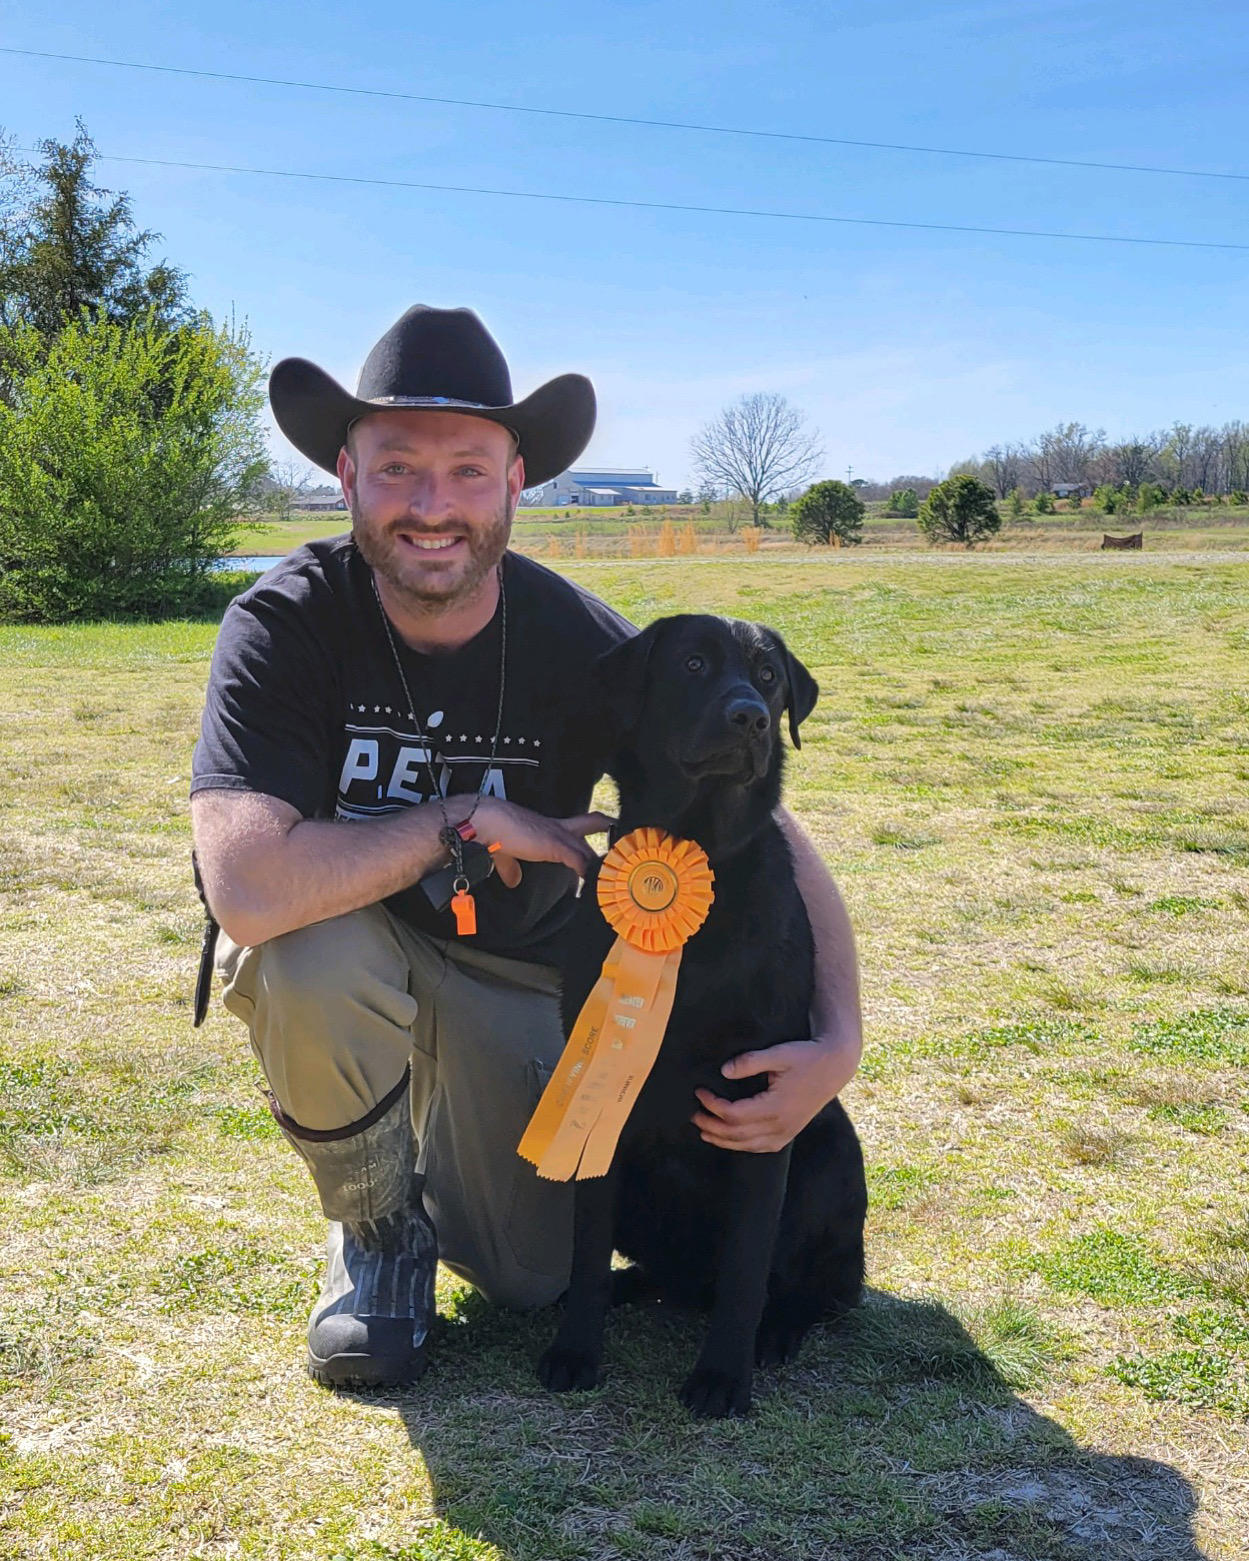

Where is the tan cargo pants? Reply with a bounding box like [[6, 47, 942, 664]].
[[215, 903, 573, 1309]]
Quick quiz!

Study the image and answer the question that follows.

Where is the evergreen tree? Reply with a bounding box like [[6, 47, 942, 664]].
[[791, 479, 865, 545], [917, 474, 1001, 547], [0, 121, 190, 347]]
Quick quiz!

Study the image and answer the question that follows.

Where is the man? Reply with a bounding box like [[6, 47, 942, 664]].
[[191, 305, 862, 1389]]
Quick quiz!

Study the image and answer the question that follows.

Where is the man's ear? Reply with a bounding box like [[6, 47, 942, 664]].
[[764, 626, 819, 749], [592, 623, 662, 736]]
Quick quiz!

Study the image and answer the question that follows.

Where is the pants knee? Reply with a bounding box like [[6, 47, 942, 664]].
[[220, 906, 421, 1130]]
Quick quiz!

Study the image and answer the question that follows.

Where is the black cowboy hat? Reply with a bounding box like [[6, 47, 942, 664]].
[[269, 304, 596, 486]]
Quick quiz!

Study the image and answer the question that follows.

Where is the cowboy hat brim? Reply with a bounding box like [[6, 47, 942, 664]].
[[269, 358, 596, 488]]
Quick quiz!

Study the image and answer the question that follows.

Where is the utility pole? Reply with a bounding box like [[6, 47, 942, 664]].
[[846, 465, 853, 485]]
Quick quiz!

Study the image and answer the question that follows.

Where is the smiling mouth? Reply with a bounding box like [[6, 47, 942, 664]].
[[397, 533, 465, 553]]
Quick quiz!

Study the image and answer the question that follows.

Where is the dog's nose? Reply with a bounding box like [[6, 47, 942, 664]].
[[725, 697, 771, 737]]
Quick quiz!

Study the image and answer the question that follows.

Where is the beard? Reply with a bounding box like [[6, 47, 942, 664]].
[[351, 492, 513, 615]]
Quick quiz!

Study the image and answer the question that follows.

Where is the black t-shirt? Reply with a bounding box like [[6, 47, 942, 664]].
[[192, 537, 633, 961]]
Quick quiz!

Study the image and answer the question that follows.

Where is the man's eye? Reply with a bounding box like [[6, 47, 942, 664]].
[[686, 655, 705, 673], [759, 665, 776, 683]]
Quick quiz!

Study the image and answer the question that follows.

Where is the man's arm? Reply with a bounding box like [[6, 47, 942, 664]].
[[692, 806, 863, 1153], [192, 789, 611, 949]]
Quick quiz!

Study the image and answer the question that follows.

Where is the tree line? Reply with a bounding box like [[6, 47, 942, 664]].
[[953, 420, 1249, 501]]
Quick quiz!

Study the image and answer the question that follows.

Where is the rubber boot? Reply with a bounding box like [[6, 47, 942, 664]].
[[270, 1069, 437, 1388]]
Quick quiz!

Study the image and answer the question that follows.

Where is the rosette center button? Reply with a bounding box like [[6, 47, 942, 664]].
[[627, 861, 680, 913]]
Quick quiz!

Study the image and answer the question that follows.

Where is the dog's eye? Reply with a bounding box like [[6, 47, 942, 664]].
[[685, 655, 705, 673], [758, 665, 776, 684]]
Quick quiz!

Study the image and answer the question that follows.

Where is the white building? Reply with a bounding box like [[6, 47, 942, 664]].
[[524, 468, 679, 507]]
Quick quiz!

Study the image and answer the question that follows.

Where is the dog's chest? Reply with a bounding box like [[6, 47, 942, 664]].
[[624, 867, 814, 1134]]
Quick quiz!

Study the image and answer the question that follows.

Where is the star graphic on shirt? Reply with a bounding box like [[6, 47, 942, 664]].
[[534, 740, 541, 748], [504, 736, 511, 744]]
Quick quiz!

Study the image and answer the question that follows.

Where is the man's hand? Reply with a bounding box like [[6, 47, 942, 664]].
[[691, 1033, 860, 1154], [471, 797, 613, 878]]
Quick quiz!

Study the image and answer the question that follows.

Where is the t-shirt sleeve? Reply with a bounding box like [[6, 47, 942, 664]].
[[191, 578, 339, 819]]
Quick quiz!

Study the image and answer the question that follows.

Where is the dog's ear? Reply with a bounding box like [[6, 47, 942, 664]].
[[591, 623, 662, 736], [765, 627, 819, 749]]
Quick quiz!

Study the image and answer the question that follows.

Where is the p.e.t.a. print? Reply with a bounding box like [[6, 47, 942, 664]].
[[335, 701, 543, 819]]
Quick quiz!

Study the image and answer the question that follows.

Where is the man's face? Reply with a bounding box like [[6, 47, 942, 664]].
[[338, 409, 524, 612]]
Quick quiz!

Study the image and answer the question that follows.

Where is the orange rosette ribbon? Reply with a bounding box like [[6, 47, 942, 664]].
[[518, 828, 714, 1181]]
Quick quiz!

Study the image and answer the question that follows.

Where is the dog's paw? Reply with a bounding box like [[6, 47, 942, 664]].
[[679, 1365, 752, 1419], [755, 1311, 811, 1361], [755, 1301, 816, 1367], [538, 1344, 602, 1393]]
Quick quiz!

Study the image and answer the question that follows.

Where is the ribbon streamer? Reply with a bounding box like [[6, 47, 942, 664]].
[[517, 828, 714, 1181]]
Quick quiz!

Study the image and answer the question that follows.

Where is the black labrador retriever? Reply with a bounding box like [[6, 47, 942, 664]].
[[538, 614, 868, 1418]]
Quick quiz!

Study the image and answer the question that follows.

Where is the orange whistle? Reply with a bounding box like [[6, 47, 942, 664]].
[[450, 889, 477, 936]]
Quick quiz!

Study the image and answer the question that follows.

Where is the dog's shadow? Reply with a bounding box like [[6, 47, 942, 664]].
[[360, 1285, 1211, 1560]]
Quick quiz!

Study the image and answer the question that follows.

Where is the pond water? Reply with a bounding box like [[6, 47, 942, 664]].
[[215, 555, 286, 572]]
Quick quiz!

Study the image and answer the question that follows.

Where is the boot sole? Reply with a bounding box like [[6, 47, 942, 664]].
[[307, 1342, 430, 1390]]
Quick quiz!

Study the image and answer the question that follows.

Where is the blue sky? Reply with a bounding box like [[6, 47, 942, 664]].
[[2, 2, 1246, 487]]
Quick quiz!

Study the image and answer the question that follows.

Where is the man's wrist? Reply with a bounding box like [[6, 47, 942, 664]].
[[811, 1026, 863, 1097]]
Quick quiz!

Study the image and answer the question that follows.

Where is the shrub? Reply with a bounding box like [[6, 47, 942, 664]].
[[1230, 490, 1248, 506], [1093, 483, 1129, 515], [1034, 491, 1055, 515], [1007, 487, 1026, 520], [0, 312, 267, 622], [886, 487, 918, 518], [916, 474, 1001, 547], [791, 479, 865, 546]]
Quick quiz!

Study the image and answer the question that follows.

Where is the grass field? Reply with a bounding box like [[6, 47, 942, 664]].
[[1, 556, 1247, 1559]]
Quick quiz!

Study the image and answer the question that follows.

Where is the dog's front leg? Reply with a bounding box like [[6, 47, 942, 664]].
[[681, 1144, 793, 1418], [537, 1167, 619, 1393]]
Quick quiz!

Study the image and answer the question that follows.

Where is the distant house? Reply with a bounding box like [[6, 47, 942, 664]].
[[1051, 483, 1089, 500], [299, 490, 347, 512], [523, 468, 679, 507]]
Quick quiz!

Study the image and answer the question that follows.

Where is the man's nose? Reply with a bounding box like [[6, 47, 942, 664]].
[[405, 472, 452, 515], [724, 695, 770, 738]]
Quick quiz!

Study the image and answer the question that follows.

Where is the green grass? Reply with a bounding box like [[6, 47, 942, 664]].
[[2, 554, 1247, 1558]]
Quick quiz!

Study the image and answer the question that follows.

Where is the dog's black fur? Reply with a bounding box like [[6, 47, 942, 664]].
[[538, 614, 868, 1418]]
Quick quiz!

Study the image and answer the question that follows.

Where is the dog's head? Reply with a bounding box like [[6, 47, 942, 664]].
[[593, 615, 818, 835]]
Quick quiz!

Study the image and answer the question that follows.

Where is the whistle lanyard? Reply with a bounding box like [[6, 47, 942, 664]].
[[371, 565, 508, 927]]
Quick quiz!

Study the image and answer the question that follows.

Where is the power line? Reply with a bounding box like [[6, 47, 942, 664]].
[[19, 146, 1245, 253], [3, 44, 1247, 186]]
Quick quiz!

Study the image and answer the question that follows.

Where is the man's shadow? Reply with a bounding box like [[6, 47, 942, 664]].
[[359, 1285, 1211, 1561]]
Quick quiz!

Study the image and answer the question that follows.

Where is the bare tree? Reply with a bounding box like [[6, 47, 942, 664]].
[[983, 443, 1025, 498], [1221, 422, 1249, 493], [263, 458, 317, 521], [1158, 422, 1195, 491], [1035, 422, 1106, 486], [1110, 436, 1159, 488], [690, 393, 822, 527], [1024, 438, 1053, 495], [1190, 425, 1221, 493]]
